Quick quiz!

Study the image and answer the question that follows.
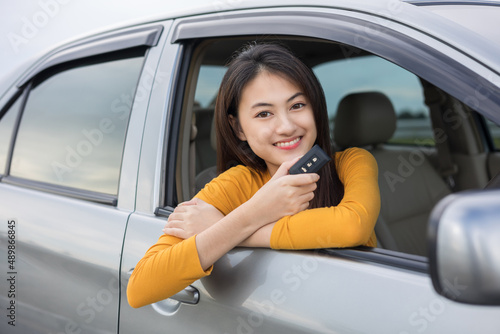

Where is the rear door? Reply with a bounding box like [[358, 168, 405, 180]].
[[0, 24, 165, 334]]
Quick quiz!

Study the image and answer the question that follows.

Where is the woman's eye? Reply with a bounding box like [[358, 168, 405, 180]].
[[256, 111, 272, 118], [291, 103, 305, 110]]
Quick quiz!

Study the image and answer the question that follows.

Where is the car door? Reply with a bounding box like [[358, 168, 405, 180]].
[[0, 23, 166, 333], [119, 3, 500, 334]]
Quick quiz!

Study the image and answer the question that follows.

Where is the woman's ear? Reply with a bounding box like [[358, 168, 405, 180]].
[[229, 115, 247, 141]]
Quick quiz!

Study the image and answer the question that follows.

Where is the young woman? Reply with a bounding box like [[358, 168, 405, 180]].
[[127, 43, 380, 308]]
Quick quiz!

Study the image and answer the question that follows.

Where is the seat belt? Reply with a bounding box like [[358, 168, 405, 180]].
[[485, 171, 500, 189], [424, 86, 458, 190]]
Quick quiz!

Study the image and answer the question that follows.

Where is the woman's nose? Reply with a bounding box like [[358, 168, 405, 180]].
[[275, 113, 296, 134]]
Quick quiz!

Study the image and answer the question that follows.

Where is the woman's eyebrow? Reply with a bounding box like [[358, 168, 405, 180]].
[[287, 92, 304, 102], [251, 102, 273, 109], [251, 92, 304, 109]]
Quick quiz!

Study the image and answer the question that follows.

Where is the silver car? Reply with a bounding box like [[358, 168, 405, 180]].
[[1, 0, 500, 333]]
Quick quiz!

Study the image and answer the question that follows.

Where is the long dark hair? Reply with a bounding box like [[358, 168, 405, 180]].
[[215, 43, 344, 207]]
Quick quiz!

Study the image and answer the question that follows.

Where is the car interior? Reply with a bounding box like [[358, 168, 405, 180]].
[[173, 36, 500, 258]]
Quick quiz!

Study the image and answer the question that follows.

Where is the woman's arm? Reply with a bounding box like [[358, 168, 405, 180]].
[[127, 198, 279, 308], [166, 159, 318, 269], [166, 148, 379, 250], [270, 148, 380, 249], [165, 199, 275, 248], [237, 148, 379, 250], [127, 234, 210, 308], [238, 223, 275, 248], [127, 160, 318, 307]]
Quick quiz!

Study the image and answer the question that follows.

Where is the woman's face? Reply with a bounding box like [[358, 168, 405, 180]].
[[233, 71, 317, 176]]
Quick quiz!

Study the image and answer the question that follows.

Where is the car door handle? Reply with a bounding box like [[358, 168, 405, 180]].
[[151, 286, 200, 316], [169, 285, 200, 305]]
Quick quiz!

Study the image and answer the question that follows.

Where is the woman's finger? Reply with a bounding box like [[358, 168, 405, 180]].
[[172, 205, 188, 214], [168, 212, 185, 222], [284, 173, 319, 186], [302, 182, 317, 195], [164, 220, 183, 229], [298, 191, 315, 204], [162, 227, 187, 239]]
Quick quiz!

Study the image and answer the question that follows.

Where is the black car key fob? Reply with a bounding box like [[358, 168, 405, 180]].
[[289, 145, 331, 174]]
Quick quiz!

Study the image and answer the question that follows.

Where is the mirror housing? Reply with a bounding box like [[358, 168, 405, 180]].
[[428, 189, 500, 305]]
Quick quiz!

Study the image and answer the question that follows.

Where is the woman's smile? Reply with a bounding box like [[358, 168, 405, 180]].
[[274, 136, 302, 150]]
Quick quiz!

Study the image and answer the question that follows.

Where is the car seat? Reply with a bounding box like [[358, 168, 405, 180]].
[[194, 111, 218, 193], [334, 92, 451, 256]]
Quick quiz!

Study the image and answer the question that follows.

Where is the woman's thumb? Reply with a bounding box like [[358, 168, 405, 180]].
[[273, 156, 302, 178]]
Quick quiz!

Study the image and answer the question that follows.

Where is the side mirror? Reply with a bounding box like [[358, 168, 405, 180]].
[[428, 189, 500, 305]]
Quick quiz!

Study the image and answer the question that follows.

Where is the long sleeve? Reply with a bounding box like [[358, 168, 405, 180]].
[[270, 147, 380, 249], [127, 234, 212, 308], [127, 149, 379, 308], [195, 165, 268, 215], [127, 165, 263, 308]]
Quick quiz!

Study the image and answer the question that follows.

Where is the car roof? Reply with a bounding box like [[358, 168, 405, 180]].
[[406, 0, 500, 5]]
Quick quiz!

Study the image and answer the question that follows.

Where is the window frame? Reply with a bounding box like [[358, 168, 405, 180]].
[[0, 25, 164, 205], [160, 43, 194, 210], [167, 37, 432, 273], [0, 90, 24, 177], [16, 25, 163, 88]]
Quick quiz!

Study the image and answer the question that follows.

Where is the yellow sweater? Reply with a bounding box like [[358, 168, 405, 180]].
[[127, 147, 380, 308]]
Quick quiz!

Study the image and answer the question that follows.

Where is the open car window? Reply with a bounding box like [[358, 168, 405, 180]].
[[176, 36, 498, 259]]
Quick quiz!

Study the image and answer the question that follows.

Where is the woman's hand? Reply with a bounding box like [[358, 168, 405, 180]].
[[192, 158, 319, 270], [163, 198, 224, 239], [246, 157, 319, 225]]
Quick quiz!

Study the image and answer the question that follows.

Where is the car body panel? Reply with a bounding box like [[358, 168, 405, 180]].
[[0, 183, 129, 333], [121, 215, 500, 334], [0, 1, 500, 334]]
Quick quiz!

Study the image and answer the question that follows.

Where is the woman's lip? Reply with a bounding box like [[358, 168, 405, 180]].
[[274, 137, 302, 150]]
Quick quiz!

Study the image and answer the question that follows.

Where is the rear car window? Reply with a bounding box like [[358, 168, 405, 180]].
[[9, 52, 145, 195]]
